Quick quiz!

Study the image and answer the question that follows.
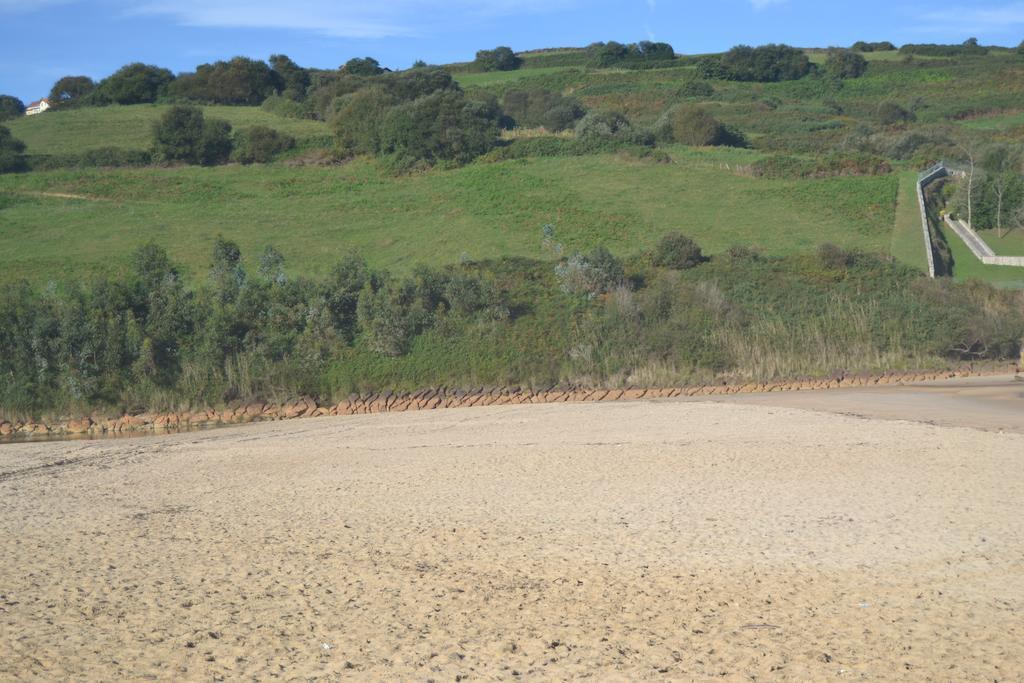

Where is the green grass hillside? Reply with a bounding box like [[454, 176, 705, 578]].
[[5, 104, 329, 155], [2, 46, 1024, 290], [0, 148, 897, 284]]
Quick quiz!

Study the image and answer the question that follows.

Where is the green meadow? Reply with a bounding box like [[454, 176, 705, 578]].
[[0, 148, 898, 285]]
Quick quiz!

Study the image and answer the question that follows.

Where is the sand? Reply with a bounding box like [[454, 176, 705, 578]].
[[1, 381, 1023, 680]]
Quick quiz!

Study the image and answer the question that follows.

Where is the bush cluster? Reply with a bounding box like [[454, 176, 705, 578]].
[[0, 95, 25, 121], [825, 49, 868, 79], [0, 125, 27, 173], [698, 44, 811, 82], [231, 126, 296, 164], [899, 39, 989, 57], [169, 57, 283, 105], [653, 105, 745, 147], [500, 88, 585, 131], [95, 63, 174, 105], [586, 41, 675, 67], [3, 237, 1023, 417], [851, 41, 897, 52], [151, 105, 232, 165], [330, 70, 502, 167], [473, 47, 522, 72]]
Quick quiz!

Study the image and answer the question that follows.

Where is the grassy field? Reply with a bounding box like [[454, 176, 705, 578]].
[[938, 223, 1024, 287], [5, 105, 329, 155], [0, 147, 899, 285], [959, 110, 1024, 130], [889, 171, 929, 271], [454, 66, 577, 88]]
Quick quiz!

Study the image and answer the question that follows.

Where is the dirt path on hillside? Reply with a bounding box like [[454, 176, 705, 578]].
[[1, 394, 1022, 679], [11, 190, 109, 201]]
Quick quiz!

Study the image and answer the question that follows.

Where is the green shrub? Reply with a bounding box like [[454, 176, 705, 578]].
[[899, 39, 988, 57], [377, 90, 501, 165], [825, 49, 868, 79], [232, 125, 296, 164], [652, 232, 706, 270], [574, 110, 633, 142], [269, 54, 311, 100], [152, 105, 233, 165], [80, 147, 152, 167], [0, 125, 27, 173], [169, 57, 282, 105], [586, 40, 675, 67], [654, 105, 745, 147], [356, 280, 426, 356], [877, 101, 916, 125], [555, 246, 624, 298], [0, 95, 25, 121], [96, 63, 174, 104], [501, 88, 584, 131], [676, 80, 714, 99], [851, 41, 896, 52], [720, 44, 811, 82], [260, 94, 313, 119], [474, 46, 522, 72], [342, 57, 385, 76]]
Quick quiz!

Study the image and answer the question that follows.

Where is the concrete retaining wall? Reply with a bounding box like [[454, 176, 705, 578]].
[[916, 164, 948, 279]]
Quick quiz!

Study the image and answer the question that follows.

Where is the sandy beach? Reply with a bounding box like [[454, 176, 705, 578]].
[[2, 380, 1023, 679]]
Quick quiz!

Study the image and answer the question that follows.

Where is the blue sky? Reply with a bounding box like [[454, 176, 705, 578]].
[[1, 0, 1023, 101]]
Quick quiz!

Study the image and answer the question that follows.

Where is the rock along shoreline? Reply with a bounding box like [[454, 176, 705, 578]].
[[1, 365, 1019, 440]]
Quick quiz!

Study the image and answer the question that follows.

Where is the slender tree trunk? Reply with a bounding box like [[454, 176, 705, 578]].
[[967, 155, 975, 227]]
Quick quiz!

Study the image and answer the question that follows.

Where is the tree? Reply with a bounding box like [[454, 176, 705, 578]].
[[330, 87, 397, 154], [48, 75, 96, 107], [981, 145, 1024, 237], [0, 95, 25, 121], [377, 90, 501, 165], [210, 235, 246, 304], [0, 125, 27, 173], [342, 57, 384, 76], [97, 63, 174, 104], [198, 118, 233, 165], [474, 46, 522, 72], [825, 49, 868, 79], [719, 44, 810, 82], [151, 105, 232, 165], [356, 280, 425, 356], [1018, 40, 1024, 56], [269, 54, 310, 100], [587, 41, 675, 67], [851, 41, 896, 52], [169, 57, 282, 105]]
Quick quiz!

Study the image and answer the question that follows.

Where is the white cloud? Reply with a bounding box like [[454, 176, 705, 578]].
[[127, 0, 581, 38]]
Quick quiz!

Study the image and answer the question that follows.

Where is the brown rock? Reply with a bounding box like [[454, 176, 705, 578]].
[[66, 417, 92, 434], [281, 402, 301, 419], [0, 422, 12, 436]]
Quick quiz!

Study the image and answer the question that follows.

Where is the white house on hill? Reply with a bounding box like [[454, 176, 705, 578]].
[[25, 98, 50, 115]]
